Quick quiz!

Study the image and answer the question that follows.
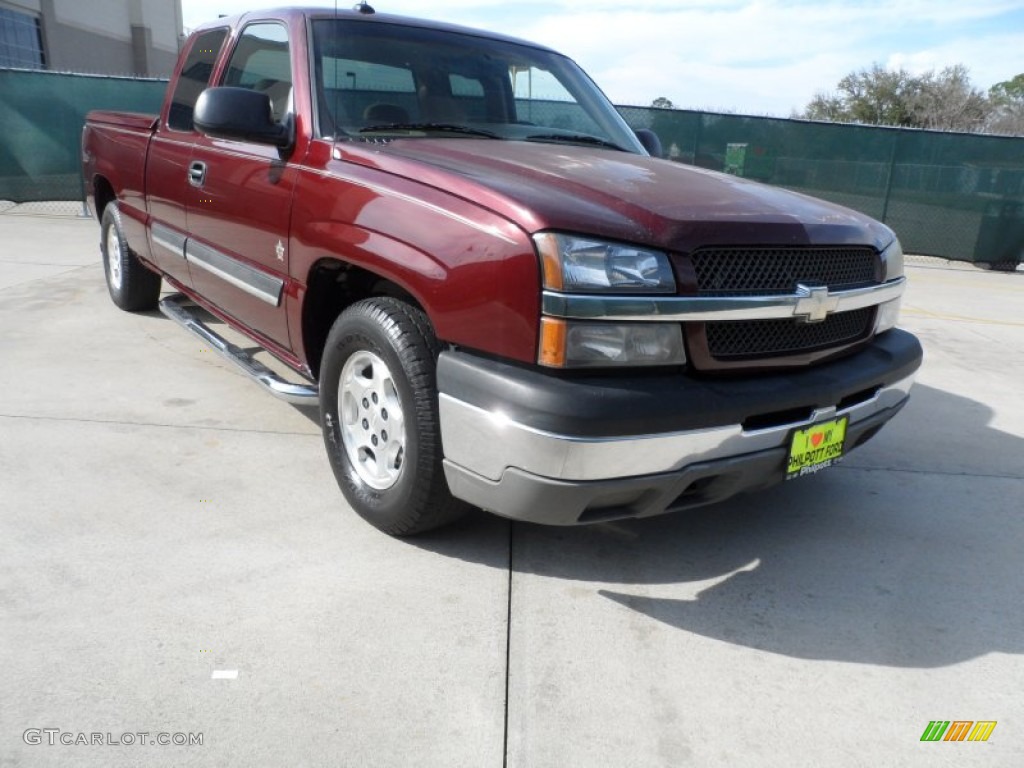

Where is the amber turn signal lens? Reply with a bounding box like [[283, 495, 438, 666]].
[[538, 316, 567, 367], [534, 233, 564, 291]]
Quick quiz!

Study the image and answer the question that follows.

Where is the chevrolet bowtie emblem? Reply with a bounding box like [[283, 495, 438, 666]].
[[793, 284, 839, 323]]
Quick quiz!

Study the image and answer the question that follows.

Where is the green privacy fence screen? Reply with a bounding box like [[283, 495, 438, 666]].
[[2, 68, 1021, 263], [0, 69, 166, 204], [618, 105, 1024, 265]]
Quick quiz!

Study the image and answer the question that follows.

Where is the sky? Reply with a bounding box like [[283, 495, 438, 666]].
[[179, 0, 1024, 116]]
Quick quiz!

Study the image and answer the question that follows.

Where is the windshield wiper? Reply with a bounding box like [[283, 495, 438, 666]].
[[525, 133, 626, 151], [359, 123, 503, 139]]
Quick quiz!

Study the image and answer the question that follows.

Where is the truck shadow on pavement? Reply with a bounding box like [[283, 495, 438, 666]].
[[422, 383, 1024, 668]]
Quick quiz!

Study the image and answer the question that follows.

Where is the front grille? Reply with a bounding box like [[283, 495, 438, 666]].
[[706, 308, 874, 360], [692, 246, 879, 296]]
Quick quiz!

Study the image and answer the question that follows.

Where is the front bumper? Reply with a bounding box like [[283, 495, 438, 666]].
[[437, 329, 923, 525]]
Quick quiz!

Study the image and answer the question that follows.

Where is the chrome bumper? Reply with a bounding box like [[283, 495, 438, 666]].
[[439, 371, 915, 525], [441, 374, 912, 483]]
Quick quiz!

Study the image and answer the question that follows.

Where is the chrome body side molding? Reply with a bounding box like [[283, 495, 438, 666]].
[[151, 222, 187, 259], [185, 240, 284, 307]]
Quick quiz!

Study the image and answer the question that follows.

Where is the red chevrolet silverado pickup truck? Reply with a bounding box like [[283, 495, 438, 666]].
[[82, 6, 922, 535]]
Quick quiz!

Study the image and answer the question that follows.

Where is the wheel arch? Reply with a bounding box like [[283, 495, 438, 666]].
[[92, 175, 117, 221], [302, 256, 430, 381]]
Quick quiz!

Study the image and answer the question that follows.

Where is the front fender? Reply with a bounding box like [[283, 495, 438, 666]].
[[288, 158, 540, 367]]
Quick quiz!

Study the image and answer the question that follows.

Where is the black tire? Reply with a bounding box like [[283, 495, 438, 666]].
[[984, 260, 1020, 273], [101, 203, 161, 311], [319, 297, 467, 535]]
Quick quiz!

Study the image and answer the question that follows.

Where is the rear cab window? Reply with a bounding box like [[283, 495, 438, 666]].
[[167, 28, 228, 132], [321, 58, 418, 126]]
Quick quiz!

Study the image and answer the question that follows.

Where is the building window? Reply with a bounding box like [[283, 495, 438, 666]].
[[0, 7, 45, 69]]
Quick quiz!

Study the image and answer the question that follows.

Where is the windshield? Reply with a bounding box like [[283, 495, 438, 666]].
[[310, 18, 645, 154]]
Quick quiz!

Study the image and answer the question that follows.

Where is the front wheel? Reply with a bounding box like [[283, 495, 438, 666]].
[[100, 203, 161, 311], [319, 297, 466, 535]]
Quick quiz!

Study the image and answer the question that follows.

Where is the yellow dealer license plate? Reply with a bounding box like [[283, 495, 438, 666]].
[[786, 416, 848, 480]]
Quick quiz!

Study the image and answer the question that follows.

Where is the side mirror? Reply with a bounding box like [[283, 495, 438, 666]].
[[194, 87, 292, 149], [634, 128, 663, 159]]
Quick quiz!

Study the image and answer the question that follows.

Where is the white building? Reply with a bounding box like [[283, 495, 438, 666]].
[[0, 0, 183, 77]]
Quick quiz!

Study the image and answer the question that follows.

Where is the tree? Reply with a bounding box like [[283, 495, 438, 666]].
[[913, 65, 989, 131], [987, 74, 1024, 135], [650, 96, 675, 110], [802, 63, 995, 132], [989, 73, 1024, 103], [802, 92, 844, 122], [804, 64, 920, 126]]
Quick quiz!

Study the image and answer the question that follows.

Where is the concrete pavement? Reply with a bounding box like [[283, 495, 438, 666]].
[[1, 211, 1021, 766]]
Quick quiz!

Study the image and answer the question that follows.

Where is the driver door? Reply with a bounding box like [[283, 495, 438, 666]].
[[184, 22, 296, 349]]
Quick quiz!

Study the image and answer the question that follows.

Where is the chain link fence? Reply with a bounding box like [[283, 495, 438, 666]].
[[0, 200, 84, 216], [1, 67, 1021, 265]]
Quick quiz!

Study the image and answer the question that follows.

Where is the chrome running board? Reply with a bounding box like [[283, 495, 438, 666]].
[[158, 294, 319, 405]]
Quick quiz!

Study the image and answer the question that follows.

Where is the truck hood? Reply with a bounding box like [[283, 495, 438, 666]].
[[345, 139, 894, 252]]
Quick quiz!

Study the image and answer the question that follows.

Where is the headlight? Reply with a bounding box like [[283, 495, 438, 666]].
[[534, 233, 676, 294], [539, 318, 686, 368], [881, 236, 904, 281]]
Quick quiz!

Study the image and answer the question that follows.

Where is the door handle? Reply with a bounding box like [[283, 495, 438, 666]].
[[188, 161, 207, 187]]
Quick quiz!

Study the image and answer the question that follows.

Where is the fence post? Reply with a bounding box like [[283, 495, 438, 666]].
[[692, 112, 703, 167], [880, 130, 899, 224]]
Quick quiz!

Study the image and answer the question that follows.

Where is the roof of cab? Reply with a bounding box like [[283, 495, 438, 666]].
[[190, 6, 560, 55]]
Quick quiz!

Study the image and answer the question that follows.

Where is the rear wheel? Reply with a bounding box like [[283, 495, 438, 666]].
[[101, 203, 161, 311], [319, 297, 466, 535]]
